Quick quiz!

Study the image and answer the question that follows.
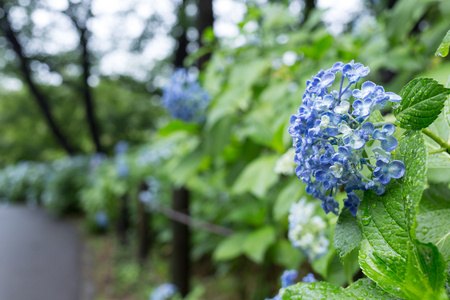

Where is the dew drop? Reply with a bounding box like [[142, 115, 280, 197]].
[[362, 209, 372, 225]]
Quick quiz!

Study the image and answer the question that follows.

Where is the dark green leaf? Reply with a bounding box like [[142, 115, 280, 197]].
[[282, 278, 400, 299], [436, 29, 450, 57], [334, 207, 362, 263], [357, 131, 448, 299], [394, 78, 450, 130]]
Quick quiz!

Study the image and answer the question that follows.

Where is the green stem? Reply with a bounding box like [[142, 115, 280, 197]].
[[422, 128, 450, 154], [428, 148, 446, 155]]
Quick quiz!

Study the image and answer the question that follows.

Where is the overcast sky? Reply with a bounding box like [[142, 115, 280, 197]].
[[2, 0, 363, 90]]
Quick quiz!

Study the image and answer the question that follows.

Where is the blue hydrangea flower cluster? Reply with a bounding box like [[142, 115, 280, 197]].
[[161, 68, 210, 123], [288, 61, 405, 216], [149, 283, 177, 300], [266, 270, 318, 300]]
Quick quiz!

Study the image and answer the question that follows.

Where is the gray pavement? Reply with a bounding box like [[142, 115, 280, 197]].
[[0, 205, 82, 300]]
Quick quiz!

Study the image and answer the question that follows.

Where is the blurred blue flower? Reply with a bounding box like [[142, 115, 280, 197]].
[[94, 210, 108, 228], [288, 61, 404, 215], [114, 141, 129, 155], [281, 270, 298, 288], [161, 68, 210, 123], [266, 270, 318, 300], [150, 283, 177, 300], [302, 273, 317, 283]]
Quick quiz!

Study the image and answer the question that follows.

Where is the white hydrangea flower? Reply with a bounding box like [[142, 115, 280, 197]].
[[288, 197, 329, 260], [274, 148, 296, 175]]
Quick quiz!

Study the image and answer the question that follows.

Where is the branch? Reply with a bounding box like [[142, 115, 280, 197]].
[[0, 2, 77, 154], [152, 203, 234, 237], [65, 0, 103, 153]]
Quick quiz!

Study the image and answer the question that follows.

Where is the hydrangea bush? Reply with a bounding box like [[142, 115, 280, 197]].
[[279, 52, 450, 299]]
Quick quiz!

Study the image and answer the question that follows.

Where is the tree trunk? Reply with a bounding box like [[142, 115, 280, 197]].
[[197, 0, 214, 69]]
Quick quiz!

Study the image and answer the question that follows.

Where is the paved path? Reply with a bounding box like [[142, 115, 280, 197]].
[[0, 205, 82, 300]]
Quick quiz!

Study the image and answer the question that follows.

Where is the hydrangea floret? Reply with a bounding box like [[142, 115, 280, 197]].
[[266, 270, 317, 300], [288, 197, 329, 260], [161, 68, 210, 123], [149, 283, 177, 300], [288, 61, 405, 216]]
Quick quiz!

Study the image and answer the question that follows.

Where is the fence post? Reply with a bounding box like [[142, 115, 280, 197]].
[[171, 186, 190, 297], [137, 182, 151, 264], [117, 194, 129, 245]]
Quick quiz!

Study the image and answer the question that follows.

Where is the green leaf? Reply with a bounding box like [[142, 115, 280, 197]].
[[273, 178, 305, 220], [283, 278, 400, 299], [416, 209, 450, 261], [271, 240, 305, 269], [334, 207, 362, 263], [204, 115, 234, 156], [394, 78, 450, 130], [232, 155, 279, 198], [213, 232, 248, 261], [357, 131, 448, 300], [444, 92, 450, 127], [242, 226, 276, 263], [158, 120, 199, 136], [169, 148, 206, 185], [436, 29, 450, 57], [420, 183, 450, 213]]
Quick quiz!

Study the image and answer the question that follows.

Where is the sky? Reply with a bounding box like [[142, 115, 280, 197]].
[[1, 0, 363, 90]]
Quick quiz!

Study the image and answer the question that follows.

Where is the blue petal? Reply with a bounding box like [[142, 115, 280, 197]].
[[379, 174, 391, 185], [352, 89, 364, 99], [388, 160, 405, 179], [320, 72, 335, 87], [373, 167, 383, 178], [361, 81, 376, 93], [372, 129, 385, 140], [315, 170, 327, 182], [376, 157, 389, 167], [386, 92, 402, 102], [381, 136, 398, 151], [352, 100, 363, 110], [382, 124, 396, 136], [361, 122, 374, 135]]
